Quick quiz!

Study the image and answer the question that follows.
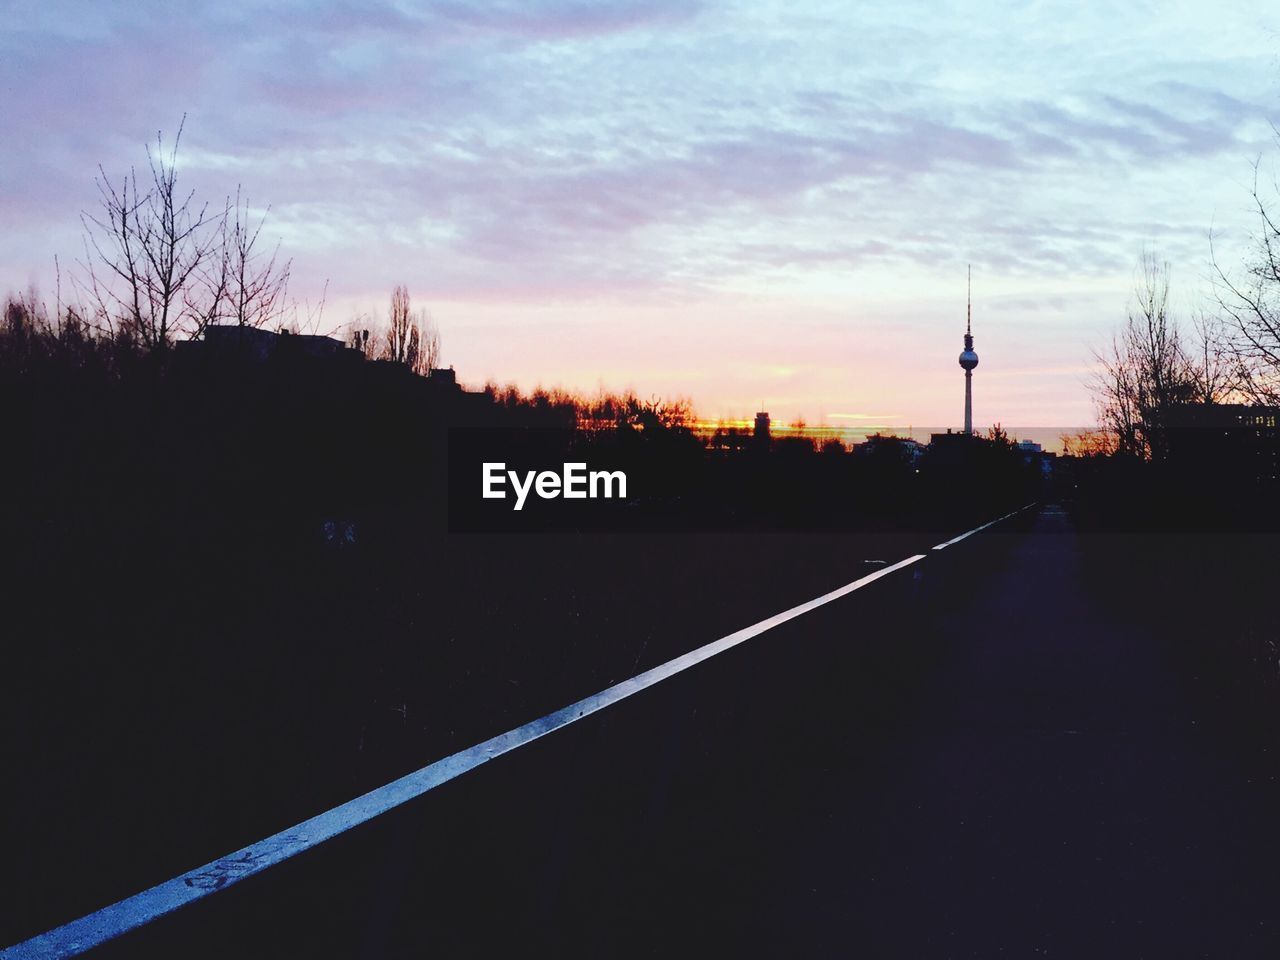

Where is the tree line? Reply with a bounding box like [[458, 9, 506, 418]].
[[8, 118, 442, 380], [1089, 149, 1280, 461]]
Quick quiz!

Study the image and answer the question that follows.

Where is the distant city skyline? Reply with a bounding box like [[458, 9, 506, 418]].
[[3, 0, 1279, 429]]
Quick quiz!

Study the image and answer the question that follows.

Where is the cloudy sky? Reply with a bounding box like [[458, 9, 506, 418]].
[[3, 0, 1279, 433]]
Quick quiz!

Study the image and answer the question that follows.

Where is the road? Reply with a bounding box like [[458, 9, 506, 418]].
[[28, 504, 1280, 957]]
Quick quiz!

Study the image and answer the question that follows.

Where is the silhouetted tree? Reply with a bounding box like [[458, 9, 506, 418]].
[[217, 189, 292, 329], [1188, 308, 1238, 405], [385, 285, 413, 365], [1212, 155, 1280, 404], [77, 119, 221, 348], [383, 285, 441, 374], [1060, 430, 1118, 458], [76, 119, 292, 348], [409, 312, 441, 377], [1092, 253, 1196, 460], [613, 394, 694, 434]]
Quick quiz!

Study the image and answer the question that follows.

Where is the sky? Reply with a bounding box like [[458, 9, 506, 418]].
[[3, 0, 1280, 435]]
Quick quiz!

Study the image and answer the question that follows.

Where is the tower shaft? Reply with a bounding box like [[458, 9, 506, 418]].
[[964, 368, 973, 435]]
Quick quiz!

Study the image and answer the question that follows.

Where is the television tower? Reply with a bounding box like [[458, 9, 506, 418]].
[[958, 265, 979, 435]]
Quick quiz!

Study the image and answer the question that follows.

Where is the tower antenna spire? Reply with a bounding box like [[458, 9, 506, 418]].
[[958, 264, 979, 435]]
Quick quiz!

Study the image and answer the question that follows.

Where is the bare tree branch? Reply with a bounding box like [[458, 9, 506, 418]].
[[74, 117, 224, 350], [1210, 152, 1280, 404], [1091, 251, 1196, 461]]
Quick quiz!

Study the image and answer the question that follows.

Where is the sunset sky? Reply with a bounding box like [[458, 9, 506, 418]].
[[4, 0, 1279, 433]]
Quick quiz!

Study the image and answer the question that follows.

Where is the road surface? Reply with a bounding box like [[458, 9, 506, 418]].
[[26, 504, 1280, 957]]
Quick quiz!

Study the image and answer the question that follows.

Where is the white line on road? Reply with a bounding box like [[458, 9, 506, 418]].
[[4, 554, 928, 959], [931, 502, 1038, 551]]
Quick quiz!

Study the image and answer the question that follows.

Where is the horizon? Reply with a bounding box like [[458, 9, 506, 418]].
[[4, 0, 1279, 430]]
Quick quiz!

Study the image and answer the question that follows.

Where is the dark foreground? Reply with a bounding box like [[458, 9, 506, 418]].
[[16, 504, 1278, 958]]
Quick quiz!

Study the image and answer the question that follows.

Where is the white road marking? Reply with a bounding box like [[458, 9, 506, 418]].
[[4, 553, 928, 959], [931, 502, 1038, 551]]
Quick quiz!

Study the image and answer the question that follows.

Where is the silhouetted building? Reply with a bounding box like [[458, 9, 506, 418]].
[[1166, 403, 1280, 486], [175, 328, 496, 423], [428, 367, 457, 387], [927, 428, 980, 469], [278, 331, 347, 361], [1015, 439, 1056, 478], [195, 324, 279, 362], [854, 433, 925, 468], [177, 325, 363, 365], [754, 410, 771, 449], [706, 428, 753, 454]]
